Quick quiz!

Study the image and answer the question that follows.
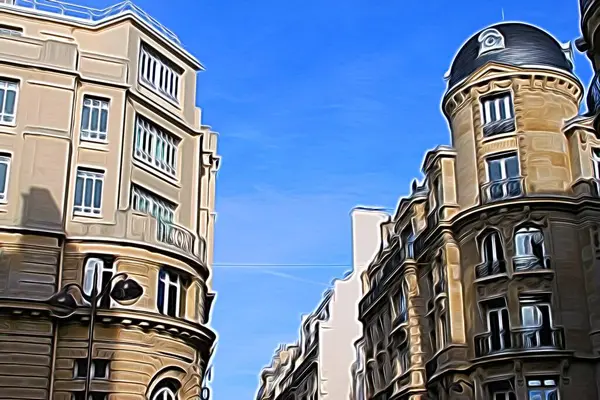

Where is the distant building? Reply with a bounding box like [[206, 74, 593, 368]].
[[255, 208, 389, 400], [578, 0, 600, 131], [354, 22, 600, 399], [0, 0, 219, 398]]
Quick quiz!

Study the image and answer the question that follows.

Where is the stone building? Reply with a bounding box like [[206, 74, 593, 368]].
[[354, 21, 600, 399], [0, 0, 219, 398], [255, 208, 389, 400]]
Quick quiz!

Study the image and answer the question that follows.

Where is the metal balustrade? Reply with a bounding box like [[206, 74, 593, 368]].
[[475, 326, 564, 357], [481, 177, 524, 203], [3, 0, 182, 46]]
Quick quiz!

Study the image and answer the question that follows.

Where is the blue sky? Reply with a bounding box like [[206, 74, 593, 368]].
[[77, 0, 591, 397]]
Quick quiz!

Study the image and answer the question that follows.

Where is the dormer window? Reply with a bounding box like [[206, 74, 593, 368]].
[[478, 28, 506, 56], [481, 92, 516, 136]]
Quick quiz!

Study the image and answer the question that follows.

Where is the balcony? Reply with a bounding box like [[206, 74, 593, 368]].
[[3, 0, 182, 46], [475, 260, 507, 280], [513, 255, 551, 272], [483, 118, 516, 137], [475, 326, 565, 357], [68, 209, 207, 264], [481, 177, 524, 204]]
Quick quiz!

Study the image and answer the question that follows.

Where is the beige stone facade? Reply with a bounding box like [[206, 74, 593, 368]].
[[352, 23, 600, 400], [0, 0, 219, 398]]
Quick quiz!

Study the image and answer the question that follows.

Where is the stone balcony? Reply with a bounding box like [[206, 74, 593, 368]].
[[68, 209, 207, 265]]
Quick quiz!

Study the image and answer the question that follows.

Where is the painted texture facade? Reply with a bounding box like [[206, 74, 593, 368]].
[[0, 0, 220, 398], [353, 22, 600, 400]]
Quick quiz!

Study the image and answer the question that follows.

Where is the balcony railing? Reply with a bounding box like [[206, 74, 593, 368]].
[[4, 0, 182, 46], [482, 118, 516, 137], [69, 209, 206, 263], [475, 260, 507, 279], [481, 177, 524, 203], [475, 326, 564, 357], [513, 255, 551, 272]]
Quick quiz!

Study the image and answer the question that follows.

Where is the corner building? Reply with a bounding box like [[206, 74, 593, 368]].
[[355, 22, 600, 399], [0, 0, 220, 399]]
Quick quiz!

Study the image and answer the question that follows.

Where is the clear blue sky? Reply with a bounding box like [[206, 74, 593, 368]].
[[80, 0, 591, 398]]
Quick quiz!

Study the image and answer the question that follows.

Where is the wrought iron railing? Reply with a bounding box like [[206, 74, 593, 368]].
[[475, 326, 564, 357], [481, 177, 524, 203], [4, 0, 182, 46], [513, 255, 551, 272], [475, 260, 507, 279]]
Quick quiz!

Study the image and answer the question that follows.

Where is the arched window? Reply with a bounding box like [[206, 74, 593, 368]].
[[477, 231, 506, 278], [514, 226, 546, 271], [150, 379, 179, 400]]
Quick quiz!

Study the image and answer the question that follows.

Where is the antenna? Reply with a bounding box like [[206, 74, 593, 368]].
[[501, 8, 505, 21]]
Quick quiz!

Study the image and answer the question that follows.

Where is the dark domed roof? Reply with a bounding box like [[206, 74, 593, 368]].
[[446, 22, 574, 90]]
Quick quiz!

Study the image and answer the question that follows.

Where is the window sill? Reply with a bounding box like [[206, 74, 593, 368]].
[[474, 272, 509, 284], [0, 121, 17, 129], [79, 140, 109, 152], [73, 212, 103, 220], [132, 158, 181, 189], [480, 130, 516, 144]]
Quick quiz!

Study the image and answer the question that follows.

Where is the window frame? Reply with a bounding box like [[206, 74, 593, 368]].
[[527, 377, 559, 400], [80, 95, 110, 143], [486, 305, 511, 351], [73, 167, 105, 217], [157, 267, 184, 318], [82, 257, 116, 308], [481, 91, 514, 126], [0, 153, 12, 204], [0, 78, 19, 126], [484, 152, 522, 201], [133, 115, 180, 179], [138, 43, 182, 105]]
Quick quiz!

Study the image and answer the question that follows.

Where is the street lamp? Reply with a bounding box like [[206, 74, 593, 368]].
[[47, 269, 143, 400]]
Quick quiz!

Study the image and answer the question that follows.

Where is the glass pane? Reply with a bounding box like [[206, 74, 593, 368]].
[[93, 179, 103, 209], [488, 100, 497, 121], [100, 109, 108, 134], [490, 182, 503, 199], [81, 106, 90, 130], [4, 90, 15, 114], [91, 108, 99, 131], [521, 306, 536, 327], [505, 155, 520, 177], [488, 159, 503, 181], [507, 180, 522, 196], [0, 88, 4, 113], [84, 178, 93, 207], [0, 162, 7, 194], [528, 390, 543, 400], [74, 176, 83, 206]]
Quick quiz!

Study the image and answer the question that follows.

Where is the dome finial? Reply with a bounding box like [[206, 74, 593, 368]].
[[478, 28, 505, 57]]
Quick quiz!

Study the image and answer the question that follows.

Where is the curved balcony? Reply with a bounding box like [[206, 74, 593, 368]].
[[68, 209, 207, 266], [474, 326, 565, 358], [481, 177, 524, 204]]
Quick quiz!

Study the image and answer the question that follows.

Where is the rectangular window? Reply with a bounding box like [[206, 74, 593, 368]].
[[0, 153, 11, 203], [131, 185, 176, 241], [74, 359, 110, 379], [481, 92, 515, 136], [485, 153, 522, 202], [0, 79, 18, 125], [138, 44, 181, 102], [520, 296, 556, 348], [82, 257, 116, 308], [134, 116, 179, 177], [157, 267, 185, 318], [73, 168, 104, 216], [486, 304, 511, 352], [0, 24, 23, 36], [488, 380, 516, 400], [80, 97, 109, 142], [527, 378, 559, 400]]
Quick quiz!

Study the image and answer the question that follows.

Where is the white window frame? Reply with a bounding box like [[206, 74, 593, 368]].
[[485, 153, 521, 201], [527, 378, 559, 400], [157, 268, 183, 318], [482, 92, 513, 125], [138, 45, 181, 103], [73, 168, 104, 217], [486, 307, 510, 351], [80, 96, 109, 143], [82, 258, 117, 307], [514, 227, 545, 258], [0, 154, 11, 204], [0, 79, 19, 126], [0, 24, 23, 36], [592, 149, 600, 186], [481, 231, 502, 264], [131, 185, 175, 221], [134, 116, 179, 178], [520, 301, 553, 348]]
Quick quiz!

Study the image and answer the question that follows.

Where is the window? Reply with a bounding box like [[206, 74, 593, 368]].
[[0, 24, 22, 36], [71, 393, 108, 400], [0, 79, 18, 125], [485, 153, 522, 202], [396, 281, 408, 323], [527, 378, 559, 400], [157, 268, 185, 318], [520, 297, 555, 348], [477, 231, 506, 278], [74, 359, 109, 379], [485, 300, 511, 353], [139, 45, 181, 102], [437, 313, 448, 351], [396, 341, 410, 376], [488, 380, 516, 400], [134, 116, 179, 177], [80, 97, 109, 142], [151, 380, 179, 400], [83, 258, 116, 308], [0, 154, 11, 203], [481, 92, 515, 136], [74, 168, 104, 216], [131, 185, 176, 242], [514, 227, 547, 271]]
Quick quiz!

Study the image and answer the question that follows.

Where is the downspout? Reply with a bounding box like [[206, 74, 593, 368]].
[[49, 50, 80, 398]]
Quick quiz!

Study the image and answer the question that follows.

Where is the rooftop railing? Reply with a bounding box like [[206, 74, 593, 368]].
[[3, 0, 182, 46]]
